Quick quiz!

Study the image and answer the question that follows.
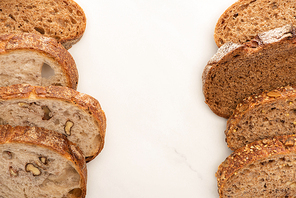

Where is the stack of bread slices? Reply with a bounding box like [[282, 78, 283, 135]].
[[0, 1, 106, 198], [202, 0, 296, 197]]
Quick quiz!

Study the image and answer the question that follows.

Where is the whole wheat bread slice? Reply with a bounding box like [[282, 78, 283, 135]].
[[226, 85, 296, 150], [217, 134, 296, 197], [203, 24, 296, 118], [0, 125, 86, 198], [0, 0, 86, 49], [214, 0, 296, 47], [0, 33, 78, 89], [0, 84, 106, 162]]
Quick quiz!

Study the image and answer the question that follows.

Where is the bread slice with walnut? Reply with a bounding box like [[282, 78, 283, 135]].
[[226, 85, 296, 150], [0, 84, 106, 162], [0, 125, 86, 198], [203, 24, 296, 118], [214, 0, 296, 47], [217, 134, 296, 197], [0, 33, 78, 89], [0, 0, 86, 49]]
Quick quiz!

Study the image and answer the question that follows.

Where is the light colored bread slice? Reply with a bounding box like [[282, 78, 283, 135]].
[[216, 134, 296, 197], [0, 0, 86, 49], [0, 125, 86, 198], [203, 24, 296, 118], [0, 84, 106, 162], [214, 0, 296, 47], [226, 86, 296, 150], [0, 33, 78, 89]]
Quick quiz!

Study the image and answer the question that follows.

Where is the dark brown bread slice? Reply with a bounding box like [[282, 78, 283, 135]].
[[0, 84, 106, 162], [214, 0, 296, 47], [0, 33, 78, 89], [216, 135, 296, 198], [226, 85, 296, 150], [203, 24, 296, 118], [0, 0, 86, 49], [0, 125, 86, 198]]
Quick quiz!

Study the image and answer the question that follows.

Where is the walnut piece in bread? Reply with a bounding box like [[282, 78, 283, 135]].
[[0, 84, 106, 162], [0, 125, 86, 198]]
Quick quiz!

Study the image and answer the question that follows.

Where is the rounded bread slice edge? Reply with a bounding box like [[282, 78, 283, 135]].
[[0, 124, 87, 198]]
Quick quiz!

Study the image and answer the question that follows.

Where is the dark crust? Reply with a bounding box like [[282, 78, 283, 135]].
[[0, 84, 107, 162], [203, 25, 296, 118], [226, 85, 296, 150], [216, 134, 296, 197], [0, 33, 78, 89], [0, 125, 87, 198]]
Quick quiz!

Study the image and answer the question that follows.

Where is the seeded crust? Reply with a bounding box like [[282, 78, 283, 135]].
[[216, 134, 296, 197], [0, 84, 106, 162], [0, 33, 78, 89], [203, 24, 296, 118], [0, 125, 86, 198], [214, 0, 296, 47], [226, 85, 296, 150], [0, 0, 86, 49]]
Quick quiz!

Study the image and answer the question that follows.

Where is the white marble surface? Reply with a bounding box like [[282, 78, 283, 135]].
[[69, 0, 237, 197]]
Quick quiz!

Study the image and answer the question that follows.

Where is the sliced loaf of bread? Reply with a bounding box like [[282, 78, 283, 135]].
[[0, 125, 86, 198], [203, 24, 296, 118], [0, 33, 78, 89], [217, 134, 296, 197], [0, 0, 86, 49], [0, 84, 106, 162], [226, 85, 296, 150], [214, 0, 296, 47]]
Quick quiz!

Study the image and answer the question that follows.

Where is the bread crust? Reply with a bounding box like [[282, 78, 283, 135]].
[[216, 134, 296, 197], [203, 24, 296, 118], [0, 124, 87, 198], [0, 0, 86, 49], [214, 0, 296, 47], [55, 0, 86, 49], [0, 33, 78, 90], [226, 85, 296, 150], [0, 84, 106, 162]]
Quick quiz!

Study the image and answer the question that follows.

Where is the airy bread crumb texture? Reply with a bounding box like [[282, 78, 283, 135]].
[[0, 50, 68, 88], [217, 135, 296, 197], [214, 0, 296, 47], [0, 0, 86, 49], [226, 86, 296, 150], [221, 154, 296, 197]]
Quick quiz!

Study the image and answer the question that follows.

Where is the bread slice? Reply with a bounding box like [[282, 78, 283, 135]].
[[0, 84, 106, 162], [0, 33, 78, 89], [226, 85, 296, 150], [214, 0, 296, 47], [203, 24, 296, 118], [216, 134, 296, 197], [0, 0, 86, 49], [0, 125, 86, 198]]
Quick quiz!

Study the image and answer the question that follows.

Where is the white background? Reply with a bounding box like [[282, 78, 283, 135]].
[[70, 0, 237, 197]]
